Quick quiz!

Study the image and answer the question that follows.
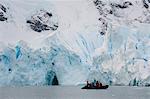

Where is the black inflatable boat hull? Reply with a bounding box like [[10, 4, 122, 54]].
[[81, 85, 109, 89]]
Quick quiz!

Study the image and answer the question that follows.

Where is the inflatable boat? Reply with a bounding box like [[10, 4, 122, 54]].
[[81, 85, 109, 89]]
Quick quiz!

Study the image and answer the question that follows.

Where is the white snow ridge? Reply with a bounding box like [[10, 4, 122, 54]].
[[1, 0, 150, 86]]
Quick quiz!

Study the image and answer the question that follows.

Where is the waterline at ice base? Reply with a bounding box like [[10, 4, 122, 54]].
[[1, 0, 150, 87]]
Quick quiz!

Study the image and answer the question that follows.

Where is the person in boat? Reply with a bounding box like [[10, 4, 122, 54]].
[[93, 79, 97, 87], [99, 82, 102, 87], [96, 81, 100, 88], [86, 80, 103, 88], [90, 82, 94, 88], [96, 81, 103, 88], [86, 81, 90, 87]]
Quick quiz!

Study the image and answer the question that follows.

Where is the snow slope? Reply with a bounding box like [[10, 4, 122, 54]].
[[1, 0, 150, 86]]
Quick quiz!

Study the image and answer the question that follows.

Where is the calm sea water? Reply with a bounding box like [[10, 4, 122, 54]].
[[0, 86, 150, 99]]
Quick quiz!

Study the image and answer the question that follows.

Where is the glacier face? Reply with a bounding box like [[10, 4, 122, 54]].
[[1, 0, 150, 86]]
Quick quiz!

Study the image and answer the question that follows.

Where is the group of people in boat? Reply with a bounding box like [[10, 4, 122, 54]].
[[86, 79, 103, 88]]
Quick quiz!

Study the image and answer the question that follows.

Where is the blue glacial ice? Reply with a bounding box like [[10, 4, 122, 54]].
[[1, 0, 150, 86]]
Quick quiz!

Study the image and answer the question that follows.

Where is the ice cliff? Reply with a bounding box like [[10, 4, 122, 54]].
[[1, 0, 150, 86]]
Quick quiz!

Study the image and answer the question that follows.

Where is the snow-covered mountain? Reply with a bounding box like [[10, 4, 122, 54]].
[[1, 0, 150, 86]]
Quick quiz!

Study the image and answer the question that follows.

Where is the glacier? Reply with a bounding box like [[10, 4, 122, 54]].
[[1, 0, 150, 86]]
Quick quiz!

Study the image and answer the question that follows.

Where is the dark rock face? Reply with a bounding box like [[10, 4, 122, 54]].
[[26, 10, 58, 32], [93, 0, 134, 36], [94, 0, 133, 17], [110, 1, 133, 9], [27, 20, 50, 32], [0, 4, 7, 21], [143, 0, 149, 9], [94, 0, 105, 7], [93, 0, 106, 15], [93, 0, 109, 36], [45, 70, 59, 85], [100, 32, 105, 35]]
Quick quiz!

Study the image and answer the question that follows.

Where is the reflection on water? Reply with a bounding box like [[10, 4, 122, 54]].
[[0, 86, 150, 99]]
